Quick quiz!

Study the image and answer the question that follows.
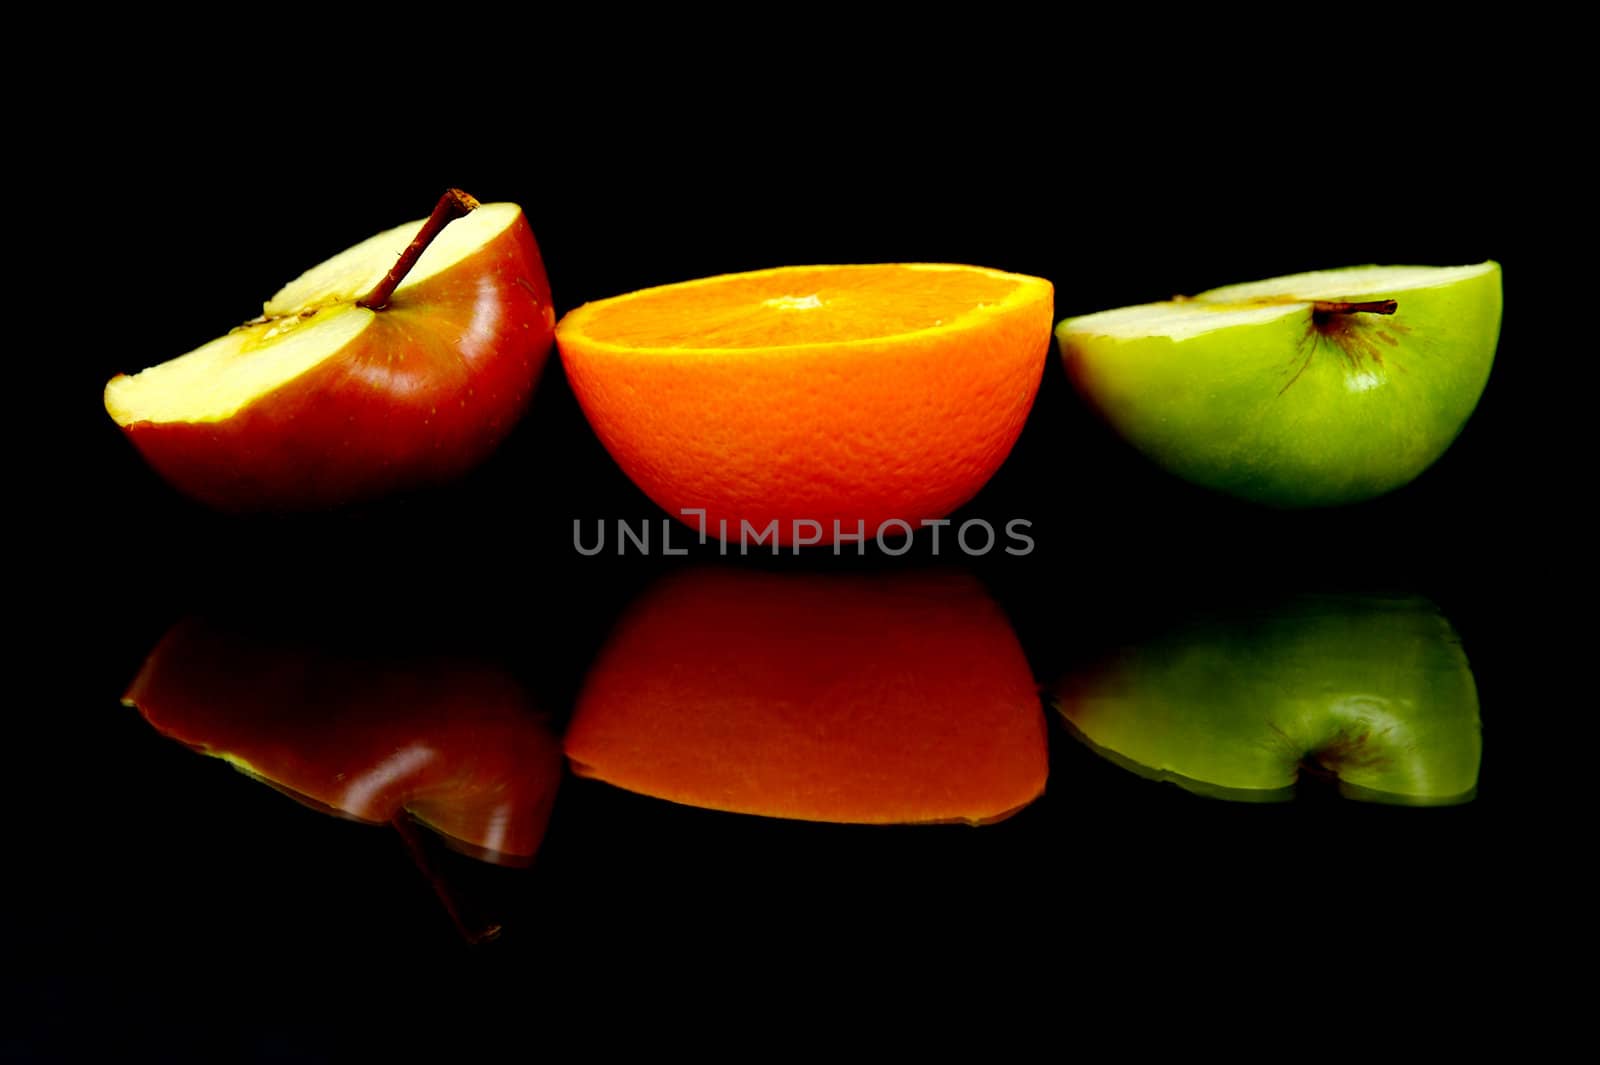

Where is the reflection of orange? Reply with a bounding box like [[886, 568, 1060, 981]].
[[556, 264, 1053, 544], [564, 568, 1047, 825], [125, 620, 562, 865]]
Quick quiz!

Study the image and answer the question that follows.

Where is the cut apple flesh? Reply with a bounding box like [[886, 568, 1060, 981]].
[[104, 305, 374, 425], [1197, 262, 1495, 305], [1065, 262, 1498, 340], [1057, 262, 1501, 507], [262, 201, 521, 315], [104, 202, 523, 426]]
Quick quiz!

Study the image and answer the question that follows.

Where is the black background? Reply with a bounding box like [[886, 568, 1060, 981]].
[[22, 31, 1563, 1056]]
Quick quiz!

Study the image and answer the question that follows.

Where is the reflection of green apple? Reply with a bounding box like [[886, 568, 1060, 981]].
[[1052, 595, 1481, 805], [1056, 263, 1501, 506]]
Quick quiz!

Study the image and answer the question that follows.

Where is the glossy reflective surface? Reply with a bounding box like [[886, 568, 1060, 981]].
[[35, 111, 1537, 1053], [78, 566, 1504, 950], [27, 484, 1529, 1055], [566, 568, 1046, 824], [126, 618, 562, 865], [1053, 595, 1482, 805]]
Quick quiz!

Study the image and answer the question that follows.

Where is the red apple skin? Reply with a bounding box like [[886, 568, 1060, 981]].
[[114, 214, 555, 510], [125, 618, 563, 866]]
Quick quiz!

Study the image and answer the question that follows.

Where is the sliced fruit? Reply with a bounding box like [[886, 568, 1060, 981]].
[[1057, 262, 1501, 506], [557, 263, 1053, 544], [105, 190, 556, 510]]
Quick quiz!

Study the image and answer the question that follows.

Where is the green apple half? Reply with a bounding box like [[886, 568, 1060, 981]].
[[1056, 263, 1502, 505], [1052, 595, 1482, 805]]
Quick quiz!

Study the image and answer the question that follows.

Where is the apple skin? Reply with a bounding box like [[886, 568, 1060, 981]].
[[1052, 595, 1481, 805], [564, 568, 1048, 825], [113, 213, 555, 510], [124, 618, 563, 865], [1057, 264, 1501, 506]]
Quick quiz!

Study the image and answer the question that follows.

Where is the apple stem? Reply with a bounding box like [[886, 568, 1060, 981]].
[[357, 188, 481, 311], [1312, 299, 1398, 317], [391, 813, 502, 944]]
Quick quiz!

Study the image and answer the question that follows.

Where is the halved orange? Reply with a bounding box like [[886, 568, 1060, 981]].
[[564, 568, 1048, 825], [556, 264, 1053, 545]]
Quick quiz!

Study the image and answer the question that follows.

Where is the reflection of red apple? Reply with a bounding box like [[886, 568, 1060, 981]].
[[565, 568, 1047, 825], [104, 189, 555, 509], [124, 618, 562, 867]]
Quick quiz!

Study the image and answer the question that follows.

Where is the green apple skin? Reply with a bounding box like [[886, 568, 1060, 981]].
[[1056, 263, 1502, 506], [1052, 595, 1481, 805]]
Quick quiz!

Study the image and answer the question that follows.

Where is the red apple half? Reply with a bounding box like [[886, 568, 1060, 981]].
[[124, 618, 563, 866], [104, 191, 555, 509], [564, 568, 1048, 825]]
